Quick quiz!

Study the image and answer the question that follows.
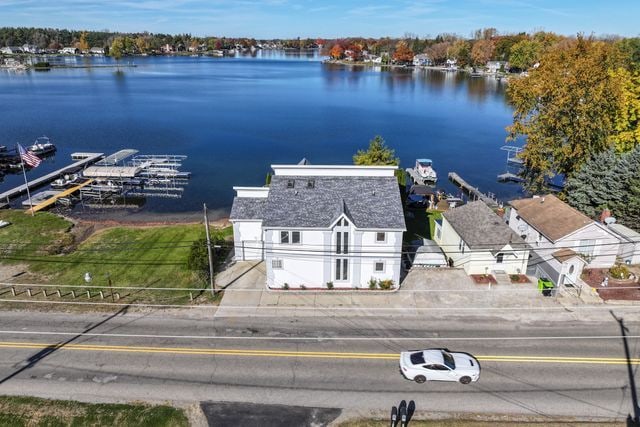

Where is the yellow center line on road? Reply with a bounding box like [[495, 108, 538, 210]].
[[0, 341, 638, 365]]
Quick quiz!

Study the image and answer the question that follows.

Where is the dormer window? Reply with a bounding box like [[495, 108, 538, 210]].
[[286, 179, 295, 189]]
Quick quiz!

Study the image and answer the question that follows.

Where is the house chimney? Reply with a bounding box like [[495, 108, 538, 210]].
[[540, 197, 545, 204]]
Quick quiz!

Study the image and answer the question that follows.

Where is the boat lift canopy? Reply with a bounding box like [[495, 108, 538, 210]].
[[83, 166, 141, 178]]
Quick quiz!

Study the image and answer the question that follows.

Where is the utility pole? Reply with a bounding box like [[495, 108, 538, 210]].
[[611, 310, 640, 426], [203, 203, 216, 296]]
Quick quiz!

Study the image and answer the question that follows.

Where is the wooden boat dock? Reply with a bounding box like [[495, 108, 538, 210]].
[[497, 171, 524, 183], [25, 179, 94, 214], [0, 152, 103, 203], [448, 172, 500, 208]]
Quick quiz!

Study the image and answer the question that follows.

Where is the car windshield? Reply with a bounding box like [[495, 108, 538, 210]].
[[410, 352, 425, 365], [442, 351, 456, 369]]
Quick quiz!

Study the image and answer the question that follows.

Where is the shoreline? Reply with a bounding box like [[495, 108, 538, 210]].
[[58, 206, 231, 226]]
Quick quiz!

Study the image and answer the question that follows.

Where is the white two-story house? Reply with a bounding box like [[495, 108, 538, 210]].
[[508, 195, 620, 287], [434, 201, 530, 275], [230, 162, 406, 289]]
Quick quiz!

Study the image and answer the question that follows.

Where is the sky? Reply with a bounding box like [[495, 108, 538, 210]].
[[0, 0, 638, 39]]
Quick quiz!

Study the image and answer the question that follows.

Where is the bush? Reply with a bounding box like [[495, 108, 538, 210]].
[[283, 283, 289, 290], [326, 281, 334, 290], [609, 265, 631, 279], [300, 284, 306, 290], [368, 278, 378, 289], [510, 274, 520, 281], [378, 279, 394, 290]]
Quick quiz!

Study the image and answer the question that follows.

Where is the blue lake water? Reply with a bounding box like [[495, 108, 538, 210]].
[[0, 52, 523, 218]]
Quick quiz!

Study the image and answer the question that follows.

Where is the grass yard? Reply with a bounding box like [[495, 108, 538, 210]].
[[0, 210, 232, 305], [0, 395, 189, 427]]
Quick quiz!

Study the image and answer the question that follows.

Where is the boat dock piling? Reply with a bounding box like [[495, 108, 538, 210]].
[[448, 172, 500, 208], [0, 153, 103, 203]]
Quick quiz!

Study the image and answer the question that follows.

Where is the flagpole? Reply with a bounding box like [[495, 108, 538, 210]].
[[18, 144, 35, 217]]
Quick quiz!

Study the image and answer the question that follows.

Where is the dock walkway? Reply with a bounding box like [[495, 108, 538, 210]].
[[448, 172, 500, 208], [0, 153, 103, 203], [25, 179, 94, 214]]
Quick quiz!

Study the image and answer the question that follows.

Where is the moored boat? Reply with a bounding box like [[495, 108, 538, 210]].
[[414, 159, 437, 183], [50, 173, 82, 189], [27, 136, 56, 156]]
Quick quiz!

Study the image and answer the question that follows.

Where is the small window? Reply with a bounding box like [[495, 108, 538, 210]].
[[376, 232, 386, 242], [375, 262, 384, 272], [292, 231, 301, 244], [436, 228, 442, 240], [271, 259, 283, 269], [496, 253, 504, 264], [286, 179, 295, 189], [280, 231, 289, 244], [569, 265, 575, 274]]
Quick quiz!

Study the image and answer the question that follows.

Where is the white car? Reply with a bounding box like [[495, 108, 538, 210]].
[[400, 348, 480, 384]]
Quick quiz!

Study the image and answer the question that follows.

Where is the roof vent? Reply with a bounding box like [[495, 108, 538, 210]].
[[286, 179, 295, 189], [604, 216, 617, 225], [307, 179, 315, 189], [540, 197, 545, 203]]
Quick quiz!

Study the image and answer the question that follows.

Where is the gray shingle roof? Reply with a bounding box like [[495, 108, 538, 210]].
[[230, 197, 267, 220], [443, 201, 526, 250], [261, 175, 405, 229]]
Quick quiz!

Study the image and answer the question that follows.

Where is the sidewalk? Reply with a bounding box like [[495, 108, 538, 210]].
[[215, 262, 640, 321]]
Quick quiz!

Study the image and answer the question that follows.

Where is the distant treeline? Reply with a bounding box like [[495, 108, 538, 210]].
[[324, 29, 640, 70], [0, 26, 319, 53]]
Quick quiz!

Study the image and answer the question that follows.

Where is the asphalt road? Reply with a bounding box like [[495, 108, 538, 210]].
[[0, 310, 638, 422]]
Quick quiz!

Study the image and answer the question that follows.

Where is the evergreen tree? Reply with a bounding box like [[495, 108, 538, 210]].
[[565, 149, 620, 217], [565, 145, 640, 226], [353, 136, 399, 166]]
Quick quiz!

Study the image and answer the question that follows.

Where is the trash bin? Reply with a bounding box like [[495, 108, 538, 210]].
[[538, 277, 554, 297]]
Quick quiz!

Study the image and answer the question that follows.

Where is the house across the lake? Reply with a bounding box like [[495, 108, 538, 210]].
[[434, 201, 530, 275], [486, 61, 509, 73], [230, 161, 406, 289]]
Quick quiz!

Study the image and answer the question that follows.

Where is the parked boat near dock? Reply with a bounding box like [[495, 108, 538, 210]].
[[27, 136, 56, 156]]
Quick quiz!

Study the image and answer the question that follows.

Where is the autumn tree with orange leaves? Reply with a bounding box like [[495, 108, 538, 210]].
[[330, 44, 344, 60], [393, 40, 414, 64]]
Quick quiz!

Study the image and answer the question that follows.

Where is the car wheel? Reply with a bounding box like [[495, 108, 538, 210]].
[[459, 376, 472, 384], [414, 375, 426, 384]]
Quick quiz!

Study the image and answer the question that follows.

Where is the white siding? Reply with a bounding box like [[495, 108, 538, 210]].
[[232, 221, 263, 261], [264, 227, 402, 289], [509, 208, 619, 269]]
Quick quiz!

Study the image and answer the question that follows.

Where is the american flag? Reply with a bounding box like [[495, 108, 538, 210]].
[[17, 143, 41, 168]]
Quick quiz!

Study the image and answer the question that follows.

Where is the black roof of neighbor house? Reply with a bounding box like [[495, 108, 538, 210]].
[[229, 197, 267, 221], [443, 201, 526, 251], [230, 174, 405, 230]]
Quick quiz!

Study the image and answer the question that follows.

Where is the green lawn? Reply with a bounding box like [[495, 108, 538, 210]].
[[0, 395, 189, 427], [0, 210, 231, 305]]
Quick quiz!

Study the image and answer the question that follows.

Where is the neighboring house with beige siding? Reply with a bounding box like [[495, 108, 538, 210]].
[[434, 201, 529, 275], [508, 195, 620, 287]]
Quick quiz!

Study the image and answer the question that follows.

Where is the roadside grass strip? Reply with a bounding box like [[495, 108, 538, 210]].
[[0, 341, 639, 365], [0, 395, 189, 427]]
